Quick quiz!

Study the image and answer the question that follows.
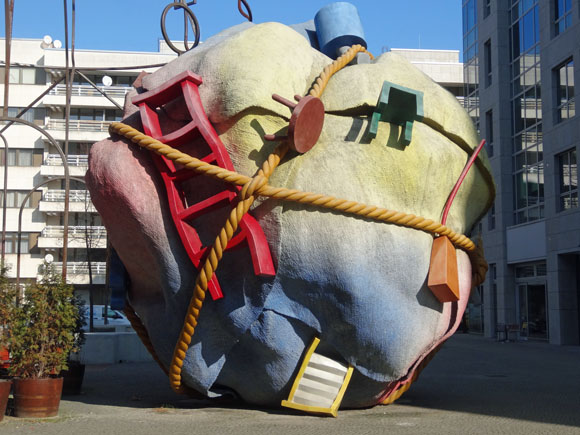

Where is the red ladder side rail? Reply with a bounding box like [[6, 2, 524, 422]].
[[132, 71, 275, 301], [137, 92, 224, 300]]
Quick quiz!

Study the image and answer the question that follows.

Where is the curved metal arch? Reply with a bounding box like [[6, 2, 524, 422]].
[[16, 176, 86, 287], [0, 117, 73, 282]]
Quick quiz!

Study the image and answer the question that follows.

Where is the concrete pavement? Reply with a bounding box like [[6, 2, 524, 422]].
[[1, 334, 579, 434]]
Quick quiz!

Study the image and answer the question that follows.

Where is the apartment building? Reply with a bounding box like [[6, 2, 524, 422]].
[[0, 37, 175, 303], [463, 0, 579, 344]]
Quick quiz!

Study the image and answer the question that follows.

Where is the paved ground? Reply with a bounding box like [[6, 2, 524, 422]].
[[1, 334, 579, 434]]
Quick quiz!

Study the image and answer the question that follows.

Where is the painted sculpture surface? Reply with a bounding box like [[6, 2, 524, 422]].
[[86, 18, 495, 410]]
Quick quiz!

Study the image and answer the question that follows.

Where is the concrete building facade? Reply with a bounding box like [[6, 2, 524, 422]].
[[463, 0, 579, 344]]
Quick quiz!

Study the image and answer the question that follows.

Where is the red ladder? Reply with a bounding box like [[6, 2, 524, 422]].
[[132, 71, 275, 300]]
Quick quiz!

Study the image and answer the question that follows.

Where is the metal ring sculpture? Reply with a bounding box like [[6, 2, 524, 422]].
[[161, 1, 201, 55], [238, 0, 252, 21], [161, 0, 253, 55]]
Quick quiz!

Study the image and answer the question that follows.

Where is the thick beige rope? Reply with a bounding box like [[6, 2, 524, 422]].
[[112, 44, 488, 397], [110, 121, 486, 266]]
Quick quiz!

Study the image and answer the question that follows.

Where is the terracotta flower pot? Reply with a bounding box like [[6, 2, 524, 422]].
[[0, 347, 9, 369], [13, 377, 63, 418], [0, 379, 11, 422]]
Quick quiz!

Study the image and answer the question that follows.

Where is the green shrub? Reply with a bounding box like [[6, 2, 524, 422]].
[[0, 265, 17, 354], [7, 262, 81, 379]]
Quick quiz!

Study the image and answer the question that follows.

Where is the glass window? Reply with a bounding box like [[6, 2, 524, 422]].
[[6, 106, 46, 124], [558, 148, 578, 211], [485, 110, 494, 157], [485, 40, 492, 87], [68, 142, 92, 155], [80, 108, 93, 121], [17, 149, 33, 166], [105, 109, 123, 121], [484, 0, 491, 18], [514, 163, 544, 222], [488, 203, 496, 230], [1, 149, 41, 167], [21, 68, 35, 84], [511, 1, 543, 224], [515, 261, 546, 278], [467, 0, 476, 30], [8, 68, 19, 84], [4, 233, 30, 254], [463, 0, 480, 132], [555, 58, 575, 122], [555, 0, 572, 36], [0, 191, 33, 208], [5, 67, 43, 84]]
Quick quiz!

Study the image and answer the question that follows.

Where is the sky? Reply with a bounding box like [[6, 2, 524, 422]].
[[0, 1, 462, 57]]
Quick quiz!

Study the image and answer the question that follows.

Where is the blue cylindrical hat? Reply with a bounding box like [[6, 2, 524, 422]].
[[314, 2, 367, 58]]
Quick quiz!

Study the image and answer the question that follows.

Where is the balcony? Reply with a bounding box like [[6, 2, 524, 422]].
[[38, 225, 107, 249], [46, 119, 111, 132], [44, 119, 111, 142], [39, 189, 96, 213], [50, 261, 107, 285], [46, 154, 88, 166], [43, 84, 129, 108], [40, 154, 89, 177], [49, 84, 131, 99]]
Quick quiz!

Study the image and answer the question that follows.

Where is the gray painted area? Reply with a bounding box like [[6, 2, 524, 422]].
[[506, 221, 546, 263]]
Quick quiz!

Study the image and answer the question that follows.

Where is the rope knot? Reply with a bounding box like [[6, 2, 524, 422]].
[[241, 174, 268, 200]]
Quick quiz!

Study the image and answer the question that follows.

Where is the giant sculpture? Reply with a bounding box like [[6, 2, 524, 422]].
[[86, 3, 495, 416]]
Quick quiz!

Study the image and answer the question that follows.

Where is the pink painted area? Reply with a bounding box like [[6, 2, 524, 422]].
[[133, 71, 275, 300], [377, 250, 472, 404]]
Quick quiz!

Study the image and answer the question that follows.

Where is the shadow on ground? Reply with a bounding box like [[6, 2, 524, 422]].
[[64, 334, 580, 428], [402, 334, 580, 428]]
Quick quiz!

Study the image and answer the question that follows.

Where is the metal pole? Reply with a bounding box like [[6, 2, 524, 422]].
[[2, 0, 14, 118], [62, 0, 74, 281], [0, 133, 8, 264]]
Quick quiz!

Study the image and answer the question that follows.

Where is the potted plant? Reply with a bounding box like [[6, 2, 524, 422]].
[[7, 261, 81, 418], [0, 265, 16, 422]]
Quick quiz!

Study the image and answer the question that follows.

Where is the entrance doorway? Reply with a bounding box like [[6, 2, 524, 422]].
[[517, 283, 548, 339]]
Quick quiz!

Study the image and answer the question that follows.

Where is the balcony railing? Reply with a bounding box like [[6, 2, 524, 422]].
[[44, 154, 89, 167], [46, 119, 111, 132], [43, 189, 91, 202], [51, 261, 107, 276], [41, 225, 107, 239], [48, 84, 131, 99]]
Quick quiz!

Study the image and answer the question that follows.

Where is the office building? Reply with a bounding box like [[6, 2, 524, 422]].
[[462, 0, 578, 344]]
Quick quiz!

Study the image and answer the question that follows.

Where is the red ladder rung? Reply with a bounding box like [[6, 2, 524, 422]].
[[132, 71, 203, 108], [159, 120, 201, 148], [177, 190, 236, 222]]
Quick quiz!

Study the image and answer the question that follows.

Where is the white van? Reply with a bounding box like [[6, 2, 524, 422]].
[[83, 305, 133, 333]]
